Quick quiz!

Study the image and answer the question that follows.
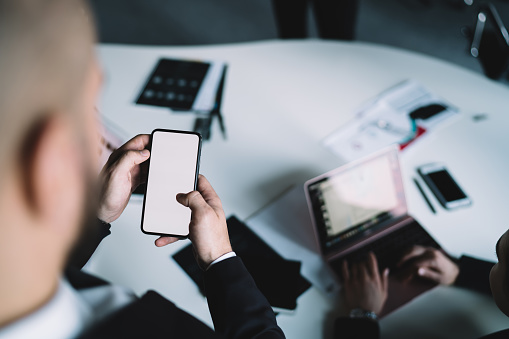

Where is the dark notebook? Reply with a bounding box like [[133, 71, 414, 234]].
[[173, 215, 311, 310], [136, 58, 210, 111]]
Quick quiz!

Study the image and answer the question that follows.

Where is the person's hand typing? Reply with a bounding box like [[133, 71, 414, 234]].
[[341, 252, 389, 315], [155, 175, 233, 270], [97, 134, 150, 223], [396, 245, 459, 285]]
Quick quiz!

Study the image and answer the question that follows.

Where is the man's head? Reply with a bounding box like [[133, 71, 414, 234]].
[[0, 0, 102, 326], [490, 230, 509, 316]]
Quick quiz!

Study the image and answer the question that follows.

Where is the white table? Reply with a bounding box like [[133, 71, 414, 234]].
[[87, 40, 509, 338]]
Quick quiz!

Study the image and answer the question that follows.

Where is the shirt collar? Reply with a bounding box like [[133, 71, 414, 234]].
[[0, 279, 92, 339]]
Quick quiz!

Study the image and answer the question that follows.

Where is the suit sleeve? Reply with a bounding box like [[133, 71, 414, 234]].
[[67, 219, 111, 269], [204, 256, 286, 339], [334, 318, 380, 339], [454, 255, 495, 295]]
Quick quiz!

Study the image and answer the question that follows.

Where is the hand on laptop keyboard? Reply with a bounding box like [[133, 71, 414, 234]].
[[342, 252, 389, 315], [395, 245, 460, 285], [334, 221, 441, 275]]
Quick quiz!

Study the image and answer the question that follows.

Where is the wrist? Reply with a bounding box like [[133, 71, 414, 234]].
[[206, 251, 236, 270], [349, 308, 379, 321], [197, 245, 233, 270]]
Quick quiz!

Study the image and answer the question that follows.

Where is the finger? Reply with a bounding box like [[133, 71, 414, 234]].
[[118, 134, 150, 152], [357, 261, 369, 280], [341, 260, 350, 282], [351, 262, 359, 281], [195, 175, 223, 213], [117, 149, 150, 173], [366, 252, 379, 278], [175, 176, 222, 213], [107, 135, 150, 166], [397, 245, 427, 267], [416, 267, 442, 284], [406, 252, 438, 270], [155, 236, 180, 247], [382, 268, 390, 292], [398, 254, 437, 283], [176, 191, 210, 212]]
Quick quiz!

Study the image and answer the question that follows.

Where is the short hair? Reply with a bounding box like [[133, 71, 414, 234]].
[[0, 0, 96, 179]]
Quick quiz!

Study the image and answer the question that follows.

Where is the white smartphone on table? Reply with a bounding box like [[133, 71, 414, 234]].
[[141, 129, 202, 238], [417, 163, 471, 210]]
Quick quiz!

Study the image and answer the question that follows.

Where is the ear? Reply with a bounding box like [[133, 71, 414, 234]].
[[21, 113, 84, 233]]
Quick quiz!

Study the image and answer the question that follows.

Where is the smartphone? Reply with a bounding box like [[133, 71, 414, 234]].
[[417, 163, 471, 210], [141, 129, 202, 237]]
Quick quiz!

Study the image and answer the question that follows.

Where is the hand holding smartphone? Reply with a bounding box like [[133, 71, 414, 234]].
[[141, 129, 202, 238]]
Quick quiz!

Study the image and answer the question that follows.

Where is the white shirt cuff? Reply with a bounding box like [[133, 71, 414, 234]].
[[206, 252, 236, 271]]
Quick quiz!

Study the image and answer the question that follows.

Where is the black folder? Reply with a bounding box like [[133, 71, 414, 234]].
[[173, 215, 311, 311]]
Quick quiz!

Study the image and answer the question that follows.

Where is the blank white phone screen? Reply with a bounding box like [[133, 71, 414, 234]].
[[142, 131, 200, 236]]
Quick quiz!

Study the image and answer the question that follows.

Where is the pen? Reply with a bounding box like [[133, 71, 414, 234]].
[[215, 110, 227, 139], [413, 178, 436, 214], [210, 108, 226, 140], [213, 66, 227, 140]]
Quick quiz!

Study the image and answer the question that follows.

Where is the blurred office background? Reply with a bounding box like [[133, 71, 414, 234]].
[[90, 0, 509, 76]]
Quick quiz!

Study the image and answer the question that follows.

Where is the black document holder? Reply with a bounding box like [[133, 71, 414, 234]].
[[173, 215, 311, 310]]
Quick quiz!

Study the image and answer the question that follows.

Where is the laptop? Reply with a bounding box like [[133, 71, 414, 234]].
[[304, 146, 440, 316]]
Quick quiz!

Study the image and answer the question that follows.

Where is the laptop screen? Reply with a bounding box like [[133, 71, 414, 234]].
[[305, 147, 407, 255]]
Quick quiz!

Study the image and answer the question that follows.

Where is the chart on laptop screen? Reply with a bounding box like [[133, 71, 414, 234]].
[[319, 155, 399, 239]]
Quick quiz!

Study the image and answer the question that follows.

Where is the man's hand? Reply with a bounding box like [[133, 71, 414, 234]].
[[397, 246, 459, 285], [341, 253, 389, 315], [98, 134, 150, 223], [155, 175, 233, 270]]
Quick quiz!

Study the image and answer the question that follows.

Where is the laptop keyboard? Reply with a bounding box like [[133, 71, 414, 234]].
[[330, 221, 440, 275]]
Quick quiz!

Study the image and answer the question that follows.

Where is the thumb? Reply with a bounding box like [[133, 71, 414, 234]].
[[417, 267, 442, 284], [176, 191, 209, 211], [118, 149, 150, 171]]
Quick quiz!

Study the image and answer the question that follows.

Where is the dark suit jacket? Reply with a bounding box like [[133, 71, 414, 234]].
[[66, 220, 285, 339], [333, 256, 508, 339]]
